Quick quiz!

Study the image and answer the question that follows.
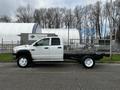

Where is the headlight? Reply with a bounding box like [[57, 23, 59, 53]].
[[13, 47, 17, 54]]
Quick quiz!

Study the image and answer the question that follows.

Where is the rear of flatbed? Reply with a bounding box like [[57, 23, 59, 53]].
[[64, 50, 110, 68]]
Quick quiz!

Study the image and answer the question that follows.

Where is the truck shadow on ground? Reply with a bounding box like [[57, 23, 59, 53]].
[[11, 62, 105, 70], [31, 62, 71, 68], [29, 62, 104, 70]]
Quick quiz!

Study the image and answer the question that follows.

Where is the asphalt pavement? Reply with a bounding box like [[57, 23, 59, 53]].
[[0, 62, 120, 90]]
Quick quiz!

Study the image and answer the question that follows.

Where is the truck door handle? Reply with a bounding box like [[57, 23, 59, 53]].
[[31, 49, 35, 51], [58, 47, 62, 49], [44, 47, 49, 49]]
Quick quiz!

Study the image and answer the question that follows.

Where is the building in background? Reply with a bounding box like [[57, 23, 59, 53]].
[[20, 28, 80, 45], [0, 23, 41, 43]]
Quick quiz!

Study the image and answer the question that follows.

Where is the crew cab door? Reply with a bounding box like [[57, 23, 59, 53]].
[[31, 37, 63, 61], [31, 38, 51, 60], [49, 38, 63, 61]]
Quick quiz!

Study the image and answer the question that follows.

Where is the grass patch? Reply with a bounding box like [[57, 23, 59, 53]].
[[0, 53, 14, 62], [0, 53, 120, 63], [100, 54, 120, 63]]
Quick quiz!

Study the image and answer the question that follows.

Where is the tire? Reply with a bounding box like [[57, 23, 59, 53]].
[[17, 56, 31, 68], [82, 56, 95, 68]]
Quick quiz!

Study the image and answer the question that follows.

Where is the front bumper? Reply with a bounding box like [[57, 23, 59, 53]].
[[12, 53, 16, 55], [12, 53, 17, 59]]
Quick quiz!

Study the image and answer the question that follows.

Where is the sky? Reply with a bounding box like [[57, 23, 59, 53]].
[[0, 0, 110, 17]]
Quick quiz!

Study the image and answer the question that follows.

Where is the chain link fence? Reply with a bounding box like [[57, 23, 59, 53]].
[[68, 39, 120, 54], [0, 40, 20, 53], [0, 38, 120, 54]]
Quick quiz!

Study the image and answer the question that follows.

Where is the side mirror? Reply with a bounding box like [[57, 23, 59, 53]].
[[34, 43, 44, 46], [33, 43, 39, 46]]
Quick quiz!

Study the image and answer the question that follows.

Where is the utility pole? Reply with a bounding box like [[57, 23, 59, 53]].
[[110, 0, 113, 60], [1, 38, 3, 53], [68, 22, 70, 50]]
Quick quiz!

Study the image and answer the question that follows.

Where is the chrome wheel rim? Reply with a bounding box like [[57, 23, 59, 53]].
[[19, 58, 28, 67], [84, 58, 94, 67]]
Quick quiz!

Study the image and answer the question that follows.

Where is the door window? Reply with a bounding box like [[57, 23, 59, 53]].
[[51, 38, 60, 45], [35, 38, 49, 46]]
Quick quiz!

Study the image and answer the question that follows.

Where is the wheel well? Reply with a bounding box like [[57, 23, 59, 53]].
[[16, 50, 32, 60], [82, 55, 93, 59], [81, 55, 92, 61]]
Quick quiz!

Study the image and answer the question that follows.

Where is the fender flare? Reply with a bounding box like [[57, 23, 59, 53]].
[[16, 50, 32, 60]]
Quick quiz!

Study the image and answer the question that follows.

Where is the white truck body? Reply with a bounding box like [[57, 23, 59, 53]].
[[13, 35, 109, 68]]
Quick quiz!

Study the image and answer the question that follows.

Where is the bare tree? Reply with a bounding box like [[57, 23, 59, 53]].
[[114, 0, 120, 42], [0, 15, 11, 22], [104, 0, 120, 42], [53, 8, 63, 28], [74, 6, 83, 28], [45, 8, 55, 28], [103, 2, 109, 39], [92, 1, 102, 39], [34, 8, 65, 28], [74, 6, 84, 43], [34, 8, 47, 28], [64, 9, 75, 28], [16, 4, 34, 23]]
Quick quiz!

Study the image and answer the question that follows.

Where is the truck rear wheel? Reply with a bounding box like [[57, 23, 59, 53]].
[[82, 56, 95, 68], [17, 56, 30, 68]]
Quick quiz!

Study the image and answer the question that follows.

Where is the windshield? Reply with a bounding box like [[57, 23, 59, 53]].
[[27, 40, 38, 45]]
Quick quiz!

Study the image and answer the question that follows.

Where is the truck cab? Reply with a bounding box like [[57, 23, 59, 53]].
[[13, 36, 64, 68]]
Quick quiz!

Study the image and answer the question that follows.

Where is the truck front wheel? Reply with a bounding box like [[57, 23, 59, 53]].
[[82, 56, 95, 68], [17, 56, 30, 68]]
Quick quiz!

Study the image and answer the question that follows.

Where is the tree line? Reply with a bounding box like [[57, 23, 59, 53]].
[[0, 0, 120, 42]]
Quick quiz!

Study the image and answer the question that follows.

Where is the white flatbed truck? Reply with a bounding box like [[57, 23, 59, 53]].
[[13, 35, 109, 68]]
